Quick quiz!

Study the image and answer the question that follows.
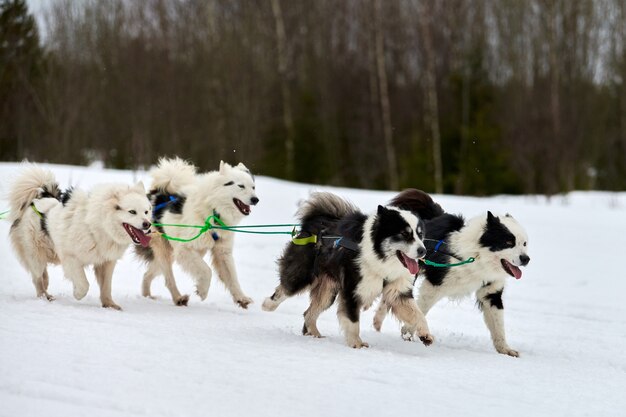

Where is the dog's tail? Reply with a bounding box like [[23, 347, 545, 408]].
[[389, 189, 444, 220], [149, 157, 197, 194], [296, 192, 358, 224], [8, 164, 60, 223]]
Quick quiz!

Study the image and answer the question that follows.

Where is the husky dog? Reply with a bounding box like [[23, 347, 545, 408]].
[[262, 192, 434, 349], [9, 164, 152, 309], [373, 189, 530, 356], [138, 157, 259, 308]]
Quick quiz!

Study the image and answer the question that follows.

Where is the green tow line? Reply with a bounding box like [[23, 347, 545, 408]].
[[0, 210, 9, 220], [148, 215, 477, 268], [422, 257, 476, 268], [153, 215, 299, 243]]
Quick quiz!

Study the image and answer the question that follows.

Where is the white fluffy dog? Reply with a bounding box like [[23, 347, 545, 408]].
[[9, 164, 152, 309], [138, 158, 259, 308]]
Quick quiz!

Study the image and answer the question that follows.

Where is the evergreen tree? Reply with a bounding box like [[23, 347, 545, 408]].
[[0, 0, 44, 160]]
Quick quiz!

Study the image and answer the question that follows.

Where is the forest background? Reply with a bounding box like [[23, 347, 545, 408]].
[[1, 0, 625, 195]]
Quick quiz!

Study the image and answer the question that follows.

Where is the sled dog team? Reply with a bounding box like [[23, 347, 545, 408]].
[[8, 158, 530, 357]]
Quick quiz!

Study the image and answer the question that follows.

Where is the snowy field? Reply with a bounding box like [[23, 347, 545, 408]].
[[0, 162, 625, 417]]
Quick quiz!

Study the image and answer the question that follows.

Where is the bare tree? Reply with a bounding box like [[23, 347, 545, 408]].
[[374, 0, 399, 190]]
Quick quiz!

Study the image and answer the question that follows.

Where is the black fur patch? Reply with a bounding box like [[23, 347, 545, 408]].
[[389, 189, 444, 221], [10, 218, 20, 232], [479, 290, 504, 310], [479, 212, 516, 252], [422, 214, 466, 286], [60, 187, 74, 206], [40, 183, 61, 200], [150, 191, 186, 227], [135, 245, 154, 262], [371, 206, 413, 260], [40, 214, 49, 236]]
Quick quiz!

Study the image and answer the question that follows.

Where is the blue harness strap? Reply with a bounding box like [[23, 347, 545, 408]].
[[434, 240, 444, 252], [153, 195, 178, 213]]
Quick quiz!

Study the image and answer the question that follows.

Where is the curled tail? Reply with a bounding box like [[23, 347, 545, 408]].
[[8, 164, 60, 223], [389, 189, 444, 221], [149, 157, 197, 194], [296, 192, 358, 225]]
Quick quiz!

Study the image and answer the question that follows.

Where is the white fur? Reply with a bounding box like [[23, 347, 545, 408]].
[[142, 158, 259, 308], [8, 165, 60, 301], [9, 165, 152, 309]]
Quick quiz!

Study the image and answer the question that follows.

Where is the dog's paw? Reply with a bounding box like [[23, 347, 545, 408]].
[[195, 286, 209, 300], [419, 333, 434, 346], [262, 297, 278, 312], [175, 295, 189, 306], [40, 292, 55, 302], [302, 324, 323, 338], [235, 296, 253, 309], [401, 325, 416, 341], [73, 283, 89, 300], [350, 341, 370, 349], [102, 301, 122, 310], [497, 346, 519, 357]]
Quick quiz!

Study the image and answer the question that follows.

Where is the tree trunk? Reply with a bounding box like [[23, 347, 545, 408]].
[[270, 0, 295, 180], [374, 0, 399, 190], [419, 2, 443, 194]]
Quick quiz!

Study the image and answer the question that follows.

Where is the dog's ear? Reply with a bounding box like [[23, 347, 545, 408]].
[[133, 181, 146, 193], [505, 213, 513, 218], [219, 160, 231, 174], [487, 211, 500, 224], [377, 205, 387, 215], [236, 162, 248, 170]]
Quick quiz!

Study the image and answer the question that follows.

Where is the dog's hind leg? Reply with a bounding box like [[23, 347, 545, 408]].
[[62, 258, 89, 300], [303, 275, 338, 338], [177, 248, 214, 302], [210, 244, 252, 309], [30, 269, 54, 301], [95, 260, 121, 310]]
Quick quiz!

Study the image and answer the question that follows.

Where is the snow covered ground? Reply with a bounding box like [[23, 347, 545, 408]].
[[0, 162, 625, 417]]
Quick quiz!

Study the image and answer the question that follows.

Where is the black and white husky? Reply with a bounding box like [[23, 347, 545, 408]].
[[262, 192, 434, 349], [374, 189, 530, 356], [137, 157, 259, 307]]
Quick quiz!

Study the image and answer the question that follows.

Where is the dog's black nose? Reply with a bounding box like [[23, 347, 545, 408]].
[[251, 197, 259, 206], [520, 254, 530, 266], [417, 247, 427, 259], [142, 221, 151, 230]]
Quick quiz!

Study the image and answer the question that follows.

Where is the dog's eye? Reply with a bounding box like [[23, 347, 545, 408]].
[[401, 230, 412, 239], [252, 186, 256, 190], [506, 240, 514, 246], [144, 211, 149, 215], [238, 184, 245, 189], [523, 242, 527, 247], [129, 210, 136, 215]]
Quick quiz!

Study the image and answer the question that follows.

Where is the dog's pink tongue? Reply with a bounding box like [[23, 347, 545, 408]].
[[137, 230, 151, 248], [511, 264, 522, 280], [402, 253, 420, 275]]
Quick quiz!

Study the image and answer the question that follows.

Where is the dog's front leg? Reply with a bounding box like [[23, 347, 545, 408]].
[[95, 260, 121, 310], [62, 257, 89, 300], [337, 290, 368, 348], [176, 248, 213, 301], [210, 244, 252, 309], [476, 283, 518, 357]]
